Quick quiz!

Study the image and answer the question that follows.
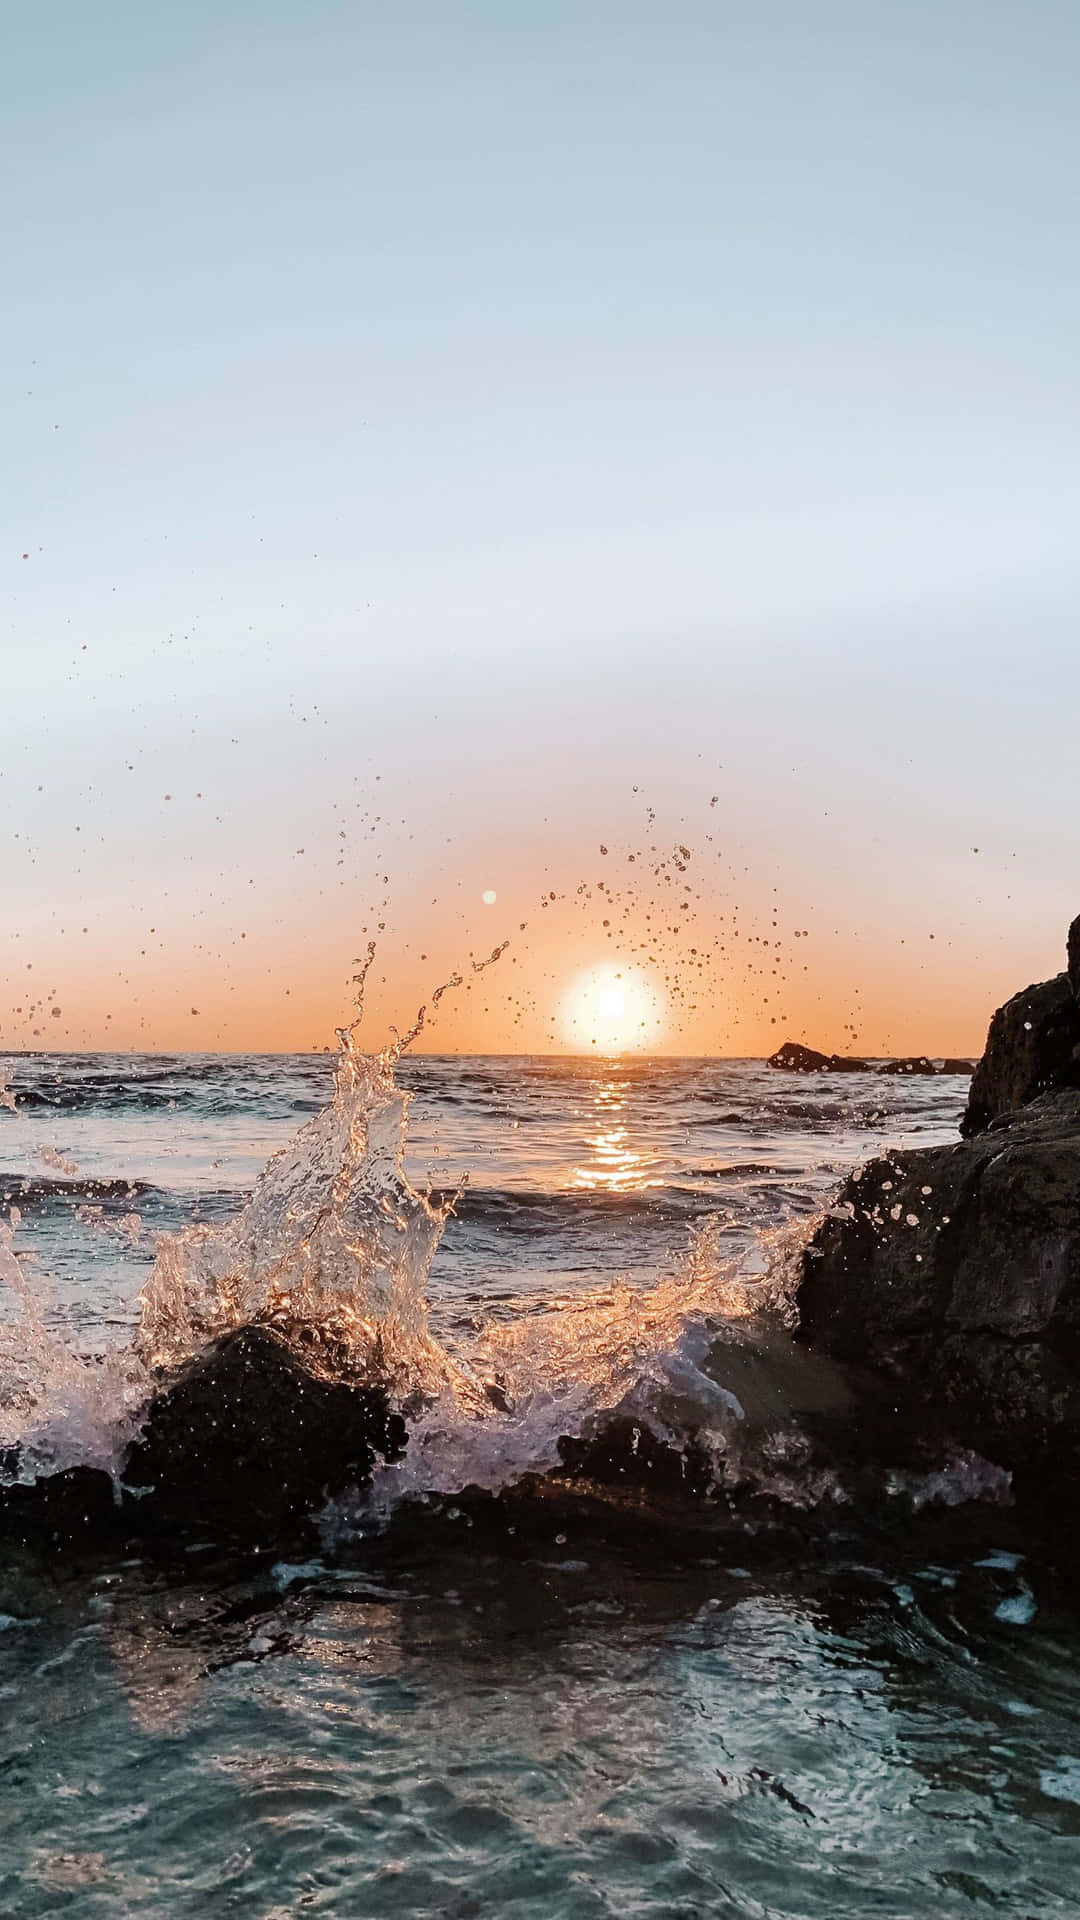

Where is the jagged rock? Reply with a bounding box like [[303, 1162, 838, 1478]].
[[767, 1041, 870, 1073], [940, 1058, 975, 1076], [122, 1325, 407, 1540], [961, 972, 1080, 1136], [1069, 912, 1080, 998], [795, 1089, 1080, 1495], [877, 1056, 937, 1076]]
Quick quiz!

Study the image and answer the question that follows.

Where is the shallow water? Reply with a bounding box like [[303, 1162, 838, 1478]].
[[4, 1535, 1080, 1918], [3, 1054, 1079, 1917]]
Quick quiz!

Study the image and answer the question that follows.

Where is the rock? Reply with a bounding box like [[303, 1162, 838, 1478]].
[[767, 1041, 870, 1073], [557, 1415, 716, 1500], [121, 1325, 408, 1541], [877, 1056, 937, 1076], [1069, 912, 1080, 998], [795, 1089, 1080, 1496], [0, 1464, 121, 1552], [940, 1058, 975, 1076], [961, 972, 1080, 1136]]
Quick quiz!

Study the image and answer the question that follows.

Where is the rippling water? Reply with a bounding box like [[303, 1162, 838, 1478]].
[[2, 1053, 1079, 1917]]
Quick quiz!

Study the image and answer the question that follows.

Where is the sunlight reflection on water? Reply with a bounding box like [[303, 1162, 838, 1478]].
[[571, 1075, 665, 1194]]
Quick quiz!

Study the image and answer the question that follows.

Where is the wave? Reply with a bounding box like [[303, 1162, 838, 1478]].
[[696, 1162, 788, 1178], [0, 1173, 154, 1204], [437, 1184, 684, 1223], [5, 1082, 198, 1113]]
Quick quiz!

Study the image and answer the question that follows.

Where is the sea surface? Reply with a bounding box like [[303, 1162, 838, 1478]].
[[2, 1053, 1079, 1917]]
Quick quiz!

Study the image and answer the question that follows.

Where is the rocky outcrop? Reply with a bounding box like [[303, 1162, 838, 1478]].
[[767, 1042, 870, 1073], [795, 1086, 1080, 1494], [0, 1463, 120, 1553], [1, 1326, 408, 1550], [961, 962, 1080, 1136], [791, 916, 1080, 1505], [769, 1045, 973, 1078], [123, 1326, 407, 1540]]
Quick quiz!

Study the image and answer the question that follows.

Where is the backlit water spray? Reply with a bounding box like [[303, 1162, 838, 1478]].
[[1, 939, 813, 1510]]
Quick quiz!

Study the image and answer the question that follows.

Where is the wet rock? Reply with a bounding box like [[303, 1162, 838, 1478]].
[[940, 1058, 975, 1076], [877, 1056, 937, 1076], [767, 1041, 870, 1073], [795, 1089, 1080, 1498], [0, 1464, 121, 1552], [122, 1325, 407, 1542], [557, 1414, 716, 1500], [961, 970, 1080, 1136]]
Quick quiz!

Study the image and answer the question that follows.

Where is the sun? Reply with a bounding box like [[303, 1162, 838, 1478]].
[[560, 965, 665, 1054]]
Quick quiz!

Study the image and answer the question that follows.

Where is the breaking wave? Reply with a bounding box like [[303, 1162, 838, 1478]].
[[0, 961, 982, 1540], [0, 996, 826, 1525]]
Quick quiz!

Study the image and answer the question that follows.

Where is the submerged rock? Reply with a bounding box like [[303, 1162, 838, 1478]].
[[123, 1325, 408, 1541], [767, 1041, 870, 1073]]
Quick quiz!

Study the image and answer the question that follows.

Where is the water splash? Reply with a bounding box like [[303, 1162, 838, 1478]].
[[0, 1209, 147, 1486], [134, 951, 514, 1401], [137, 1023, 470, 1401], [2, 946, 832, 1513], [352, 1209, 829, 1524], [1, 961, 501, 1484]]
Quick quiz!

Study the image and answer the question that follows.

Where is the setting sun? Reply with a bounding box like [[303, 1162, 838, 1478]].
[[560, 965, 665, 1054]]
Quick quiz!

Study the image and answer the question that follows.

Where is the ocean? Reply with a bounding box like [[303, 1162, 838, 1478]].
[[1, 1051, 1079, 1917]]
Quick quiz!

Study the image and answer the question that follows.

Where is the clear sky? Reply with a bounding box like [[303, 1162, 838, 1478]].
[[4, 2, 1080, 1054]]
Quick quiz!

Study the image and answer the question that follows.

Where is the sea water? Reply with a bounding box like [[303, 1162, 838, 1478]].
[[1, 1052, 1079, 1916]]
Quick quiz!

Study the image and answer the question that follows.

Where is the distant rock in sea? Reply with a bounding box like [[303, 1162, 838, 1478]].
[[768, 1042, 972, 1077], [767, 1041, 870, 1073]]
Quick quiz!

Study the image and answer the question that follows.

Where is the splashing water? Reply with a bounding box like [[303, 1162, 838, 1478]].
[[0, 1210, 147, 1486], [2, 947, 825, 1508], [135, 961, 492, 1405], [0, 962, 498, 1484], [358, 1213, 815, 1515]]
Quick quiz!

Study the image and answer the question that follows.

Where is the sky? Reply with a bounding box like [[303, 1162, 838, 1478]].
[[4, 1, 1080, 1055]]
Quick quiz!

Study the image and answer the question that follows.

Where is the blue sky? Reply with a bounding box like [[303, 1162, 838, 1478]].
[[4, 2, 1079, 1050]]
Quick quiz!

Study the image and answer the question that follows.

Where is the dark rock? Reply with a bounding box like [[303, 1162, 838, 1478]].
[[940, 1058, 975, 1076], [795, 1090, 1080, 1496], [961, 972, 1080, 1136], [767, 1041, 870, 1073], [121, 1325, 407, 1542], [1069, 912, 1080, 999], [877, 1056, 937, 1076], [0, 1464, 121, 1552], [557, 1415, 715, 1500]]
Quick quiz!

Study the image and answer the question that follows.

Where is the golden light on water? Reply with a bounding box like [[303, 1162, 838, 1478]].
[[572, 1074, 663, 1193], [561, 965, 665, 1055]]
